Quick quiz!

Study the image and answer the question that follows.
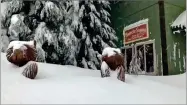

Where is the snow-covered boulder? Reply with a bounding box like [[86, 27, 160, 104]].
[[6, 40, 37, 67]]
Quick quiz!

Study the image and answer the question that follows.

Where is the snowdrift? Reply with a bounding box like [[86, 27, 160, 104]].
[[1, 53, 186, 104]]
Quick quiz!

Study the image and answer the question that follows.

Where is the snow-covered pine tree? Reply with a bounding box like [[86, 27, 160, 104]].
[[1, 0, 117, 70], [74, 0, 118, 69], [35, 0, 118, 69]]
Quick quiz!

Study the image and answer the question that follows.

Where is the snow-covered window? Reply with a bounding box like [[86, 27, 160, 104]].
[[171, 10, 186, 35]]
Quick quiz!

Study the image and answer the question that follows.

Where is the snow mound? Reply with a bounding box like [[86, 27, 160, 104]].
[[1, 53, 186, 104], [102, 47, 121, 57], [171, 10, 186, 29]]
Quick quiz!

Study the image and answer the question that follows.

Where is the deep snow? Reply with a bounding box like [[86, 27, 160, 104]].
[[1, 53, 186, 104]]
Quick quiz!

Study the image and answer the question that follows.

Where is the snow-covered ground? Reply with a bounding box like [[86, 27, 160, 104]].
[[1, 53, 186, 104]]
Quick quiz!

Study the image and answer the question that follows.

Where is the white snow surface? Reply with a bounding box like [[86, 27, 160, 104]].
[[1, 53, 186, 104], [171, 10, 186, 29], [102, 47, 121, 57]]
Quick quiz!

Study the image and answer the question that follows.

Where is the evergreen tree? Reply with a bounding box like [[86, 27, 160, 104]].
[[1, 0, 117, 70], [72, 0, 118, 69]]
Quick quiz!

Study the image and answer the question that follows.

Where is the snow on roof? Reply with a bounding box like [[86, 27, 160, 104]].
[[171, 10, 186, 29], [102, 47, 121, 57]]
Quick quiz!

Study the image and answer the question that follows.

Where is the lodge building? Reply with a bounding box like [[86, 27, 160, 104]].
[[111, 0, 186, 75]]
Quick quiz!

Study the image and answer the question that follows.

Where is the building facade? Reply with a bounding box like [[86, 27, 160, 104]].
[[111, 0, 186, 75]]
